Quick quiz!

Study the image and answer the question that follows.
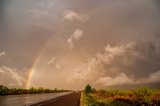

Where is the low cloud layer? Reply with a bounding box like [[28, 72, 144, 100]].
[[96, 71, 160, 86], [68, 41, 160, 87], [95, 73, 134, 86]]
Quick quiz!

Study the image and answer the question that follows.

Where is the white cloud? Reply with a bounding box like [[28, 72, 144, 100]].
[[97, 42, 136, 64], [67, 58, 103, 83], [68, 38, 74, 49], [0, 66, 25, 86], [47, 57, 61, 69], [48, 57, 56, 65], [63, 10, 89, 22], [137, 70, 160, 84], [95, 71, 160, 87], [68, 43, 136, 83], [0, 51, 6, 57], [0, 69, 4, 73], [68, 42, 160, 87], [147, 71, 160, 82], [64, 10, 78, 20], [72, 29, 83, 40], [68, 42, 148, 86], [67, 29, 84, 49], [55, 63, 61, 69], [95, 73, 134, 86]]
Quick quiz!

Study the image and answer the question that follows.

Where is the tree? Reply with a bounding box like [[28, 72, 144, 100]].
[[84, 84, 92, 93], [0, 85, 9, 95], [38, 87, 44, 93]]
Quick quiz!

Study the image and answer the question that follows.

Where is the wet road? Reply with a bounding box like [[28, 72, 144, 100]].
[[32, 91, 81, 106], [0, 92, 72, 106]]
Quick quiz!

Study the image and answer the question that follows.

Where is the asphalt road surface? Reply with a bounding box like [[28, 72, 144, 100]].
[[0, 92, 81, 106]]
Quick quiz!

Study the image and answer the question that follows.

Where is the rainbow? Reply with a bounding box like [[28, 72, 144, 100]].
[[25, 49, 44, 89], [25, 6, 103, 89], [25, 23, 64, 89]]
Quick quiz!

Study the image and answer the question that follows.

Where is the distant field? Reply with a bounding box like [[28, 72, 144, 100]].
[[81, 87, 160, 106]]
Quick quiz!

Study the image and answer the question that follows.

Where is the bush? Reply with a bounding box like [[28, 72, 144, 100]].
[[133, 87, 155, 104], [84, 84, 92, 93], [0, 85, 9, 95]]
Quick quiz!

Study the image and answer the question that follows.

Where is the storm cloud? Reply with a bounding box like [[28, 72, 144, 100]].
[[0, 0, 160, 89]]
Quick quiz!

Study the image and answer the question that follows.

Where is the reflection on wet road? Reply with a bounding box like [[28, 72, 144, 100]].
[[0, 92, 71, 106]]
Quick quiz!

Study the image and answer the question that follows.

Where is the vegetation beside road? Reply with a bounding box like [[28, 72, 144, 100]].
[[0, 85, 71, 96], [82, 84, 160, 106]]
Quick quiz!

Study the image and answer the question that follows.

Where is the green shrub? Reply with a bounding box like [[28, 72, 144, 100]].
[[0, 85, 9, 95], [84, 84, 92, 93]]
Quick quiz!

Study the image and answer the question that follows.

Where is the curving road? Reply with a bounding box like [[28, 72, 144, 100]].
[[0, 92, 81, 106]]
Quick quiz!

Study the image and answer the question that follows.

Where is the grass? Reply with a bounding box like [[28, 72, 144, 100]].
[[81, 87, 160, 106]]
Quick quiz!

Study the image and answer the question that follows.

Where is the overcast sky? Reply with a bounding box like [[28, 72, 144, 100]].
[[0, 0, 160, 89]]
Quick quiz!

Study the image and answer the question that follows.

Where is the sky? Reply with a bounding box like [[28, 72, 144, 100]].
[[0, 0, 160, 89]]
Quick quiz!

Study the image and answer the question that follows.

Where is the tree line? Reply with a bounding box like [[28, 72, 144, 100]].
[[0, 85, 71, 96]]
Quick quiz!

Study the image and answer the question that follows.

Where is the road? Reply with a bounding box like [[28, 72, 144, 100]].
[[0, 92, 81, 106]]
